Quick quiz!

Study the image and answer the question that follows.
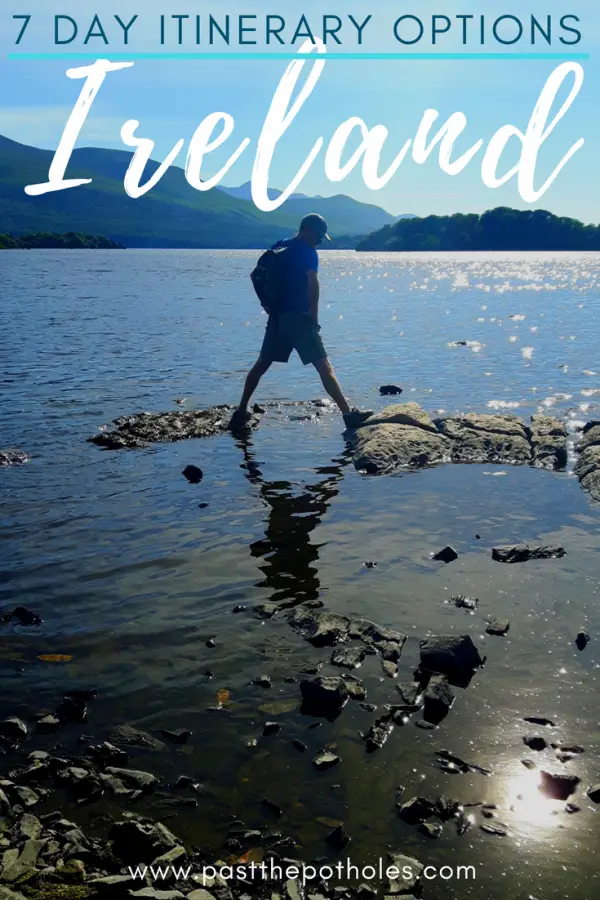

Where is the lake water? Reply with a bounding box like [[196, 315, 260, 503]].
[[1, 249, 600, 899]]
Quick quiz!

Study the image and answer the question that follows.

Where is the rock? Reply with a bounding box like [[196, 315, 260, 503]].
[[587, 784, 600, 803], [523, 735, 547, 752], [398, 797, 435, 824], [419, 822, 442, 839], [313, 752, 340, 770], [379, 385, 403, 396], [188, 892, 217, 900], [539, 771, 580, 801], [292, 740, 307, 753], [330, 647, 365, 669], [423, 676, 454, 724], [486, 618, 510, 636], [420, 634, 483, 677], [349, 619, 407, 648], [231, 604, 246, 613], [252, 675, 272, 688], [432, 546, 458, 564], [363, 560, 377, 568], [326, 825, 350, 851], [435, 413, 531, 465], [109, 820, 179, 865], [0, 838, 46, 883], [11, 787, 39, 808], [0, 450, 30, 467], [381, 660, 398, 678], [129, 890, 185, 899], [574, 444, 600, 501], [35, 715, 61, 734], [0, 718, 28, 743], [353, 422, 450, 474], [262, 798, 282, 816], [56, 695, 88, 723], [19, 815, 41, 841], [89, 406, 251, 450], [380, 641, 402, 663], [575, 630, 590, 651], [528, 415, 568, 469], [87, 741, 129, 766], [524, 716, 556, 727], [0, 790, 10, 818], [386, 852, 424, 894], [108, 724, 166, 751], [363, 715, 393, 752], [436, 749, 490, 775], [289, 608, 350, 646], [159, 729, 191, 744], [254, 602, 279, 619], [0, 888, 28, 900], [104, 767, 157, 791], [300, 677, 348, 714], [480, 823, 508, 836], [395, 683, 421, 708], [492, 544, 566, 563], [205, 638, 216, 648], [263, 722, 280, 737], [99, 772, 132, 797], [345, 681, 366, 701], [182, 465, 203, 483], [8, 607, 41, 626], [450, 595, 477, 611]]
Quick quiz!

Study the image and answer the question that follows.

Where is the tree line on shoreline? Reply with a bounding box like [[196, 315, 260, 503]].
[[0, 231, 125, 250]]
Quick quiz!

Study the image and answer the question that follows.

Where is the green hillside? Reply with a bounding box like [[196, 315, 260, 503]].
[[0, 135, 302, 249]]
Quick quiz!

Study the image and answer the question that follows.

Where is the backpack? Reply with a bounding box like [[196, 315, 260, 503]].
[[250, 245, 289, 315]]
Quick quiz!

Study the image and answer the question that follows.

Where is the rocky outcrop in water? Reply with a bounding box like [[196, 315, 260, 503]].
[[0, 449, 30, 467], [574, 421, 600, 501]]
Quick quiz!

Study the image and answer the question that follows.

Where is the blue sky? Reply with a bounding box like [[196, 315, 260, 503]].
[[0, 0, 598, 220]]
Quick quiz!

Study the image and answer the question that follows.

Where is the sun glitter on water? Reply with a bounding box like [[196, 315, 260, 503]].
[[505, 768, 564, 829]]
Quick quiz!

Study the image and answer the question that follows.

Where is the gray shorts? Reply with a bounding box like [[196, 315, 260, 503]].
[[260, 312, 327, 366]]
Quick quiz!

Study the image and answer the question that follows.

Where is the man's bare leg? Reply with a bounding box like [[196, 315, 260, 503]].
[[313, 357, 351, 415], [235, 357, 272, 414]]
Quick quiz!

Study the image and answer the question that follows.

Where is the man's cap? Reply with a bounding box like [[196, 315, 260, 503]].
[[300, 212, 331, 241]]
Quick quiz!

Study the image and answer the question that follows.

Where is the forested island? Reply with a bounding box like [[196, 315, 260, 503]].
[[0, 232, 125, 250], [357, 207, 600, 252]]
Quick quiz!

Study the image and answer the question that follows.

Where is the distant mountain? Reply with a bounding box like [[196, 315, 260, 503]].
[[219, 181, 399, 236], [0, 135, 303, 249], [357, 207, 600, 251]]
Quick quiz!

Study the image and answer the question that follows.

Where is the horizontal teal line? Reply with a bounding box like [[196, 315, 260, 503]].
[[7, 51, 590, 61]]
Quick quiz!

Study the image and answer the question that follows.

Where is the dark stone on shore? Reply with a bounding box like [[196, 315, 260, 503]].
[[57, 695, 88, 723], [587, 784, 600, 803], [381, 660, 398, 678], [253, 675, 272, 688], [398, 796, 435, 824], [205, 637, 216, 648], [330, 647, 365, 669], [521, 759, 536, 770], [263, 722, 280, 737], [326, 825, 350, 851], [523, 735, 547, 752], [349, 618, 407, 649], [0, 449, 30, 467], [432, 546, 458, 564], [492, 544, 566, 563], [36, 714, 61, 734], [182, 465, 203, 484], [436, 749, 491, 775], [575, 630, 590, 651], [423, 676, 454, 724], [300, 676, 348, 714], [289, 608, 351, 646], [108, 724, 166, 751], [524, 716, 556, 727], [420, 822, 442, 838], [486, 618, 510, 636], [363, 560, 377, 568], [379, 385, 403, 395], [0, 717, 28, 743], [353, 404, 450, 473], [528, 415, 568, 469], [395, 682, 422, 708], [539, 771, 580, 800], [480, 823, 508, 836], [420, 634, 483, 678], [109, 819, 179, 864], [292, 739, 307, 753], [436, 413, 531, 465], [387, 852, 424, 894]]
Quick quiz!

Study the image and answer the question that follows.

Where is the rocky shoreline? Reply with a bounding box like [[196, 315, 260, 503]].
[[83, 401, 600, 504]]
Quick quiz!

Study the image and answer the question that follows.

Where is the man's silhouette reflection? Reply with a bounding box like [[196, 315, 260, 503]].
[[236, 435, 350, 606]]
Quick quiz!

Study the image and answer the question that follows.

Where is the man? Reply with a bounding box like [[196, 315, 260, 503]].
[[230, 213, 372, 430]]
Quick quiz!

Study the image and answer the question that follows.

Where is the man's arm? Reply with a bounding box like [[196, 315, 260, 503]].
[[307, 269, 319, 323]]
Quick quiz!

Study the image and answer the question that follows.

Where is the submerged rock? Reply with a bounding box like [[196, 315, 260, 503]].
[[492, 544, 566, 563], [313, 751, 340, 770], [108, 724, 166, 751], [330, 647, 365, 669], [0, 449, 30, 467], [289, 608, 350, 647], [398, 796, 435, 824]]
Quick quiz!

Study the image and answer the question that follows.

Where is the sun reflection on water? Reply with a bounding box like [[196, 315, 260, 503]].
[[505, 768, 564, 829]]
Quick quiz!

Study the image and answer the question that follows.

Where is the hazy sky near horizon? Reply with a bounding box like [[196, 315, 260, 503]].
[[0, 0, 598, 221]]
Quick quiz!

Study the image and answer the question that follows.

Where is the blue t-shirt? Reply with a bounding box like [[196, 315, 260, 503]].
[[272, 237, 318, 314]]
